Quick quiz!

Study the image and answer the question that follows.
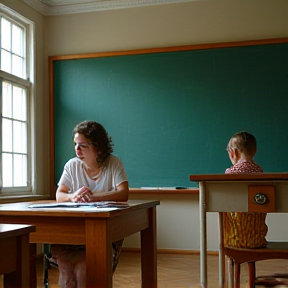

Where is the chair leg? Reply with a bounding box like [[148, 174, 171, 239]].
[[248, 262, 256, 288], [227, 258, 234, 288], [43, 255, 50, 288], [43, 244, 52, 288], [234, 263, 241, 288]]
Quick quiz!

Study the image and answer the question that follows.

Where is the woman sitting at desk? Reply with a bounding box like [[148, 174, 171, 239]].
[[51, 120, 129, 288]]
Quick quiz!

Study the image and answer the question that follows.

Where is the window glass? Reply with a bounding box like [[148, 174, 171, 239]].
[[2, 118, 12, 152], [14, 154, 27, 186], [13, 120, 27, 154], [1, 49, 11, 73], [2, 81, 28, 188], [0, 4, 34, 193], [13, 85, 27, 121], [2, 81, 12, 118], [2, 153, 12, 187], [1, 17, 11, 51], [12, 55, 23, 78], [1, 16, 25, 79], [12, 24, 23, 56]]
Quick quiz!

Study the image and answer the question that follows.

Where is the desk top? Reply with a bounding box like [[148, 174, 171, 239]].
[[0, 200, 160, 218], [0, 223, 36, 239], [190, 172, 288, 182]]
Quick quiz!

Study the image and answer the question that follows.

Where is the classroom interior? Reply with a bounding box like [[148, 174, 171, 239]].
[[1, 0, 288, 287]]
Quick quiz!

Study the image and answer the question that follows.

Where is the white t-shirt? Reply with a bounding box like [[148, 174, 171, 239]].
[[58, 155, 128, 193]]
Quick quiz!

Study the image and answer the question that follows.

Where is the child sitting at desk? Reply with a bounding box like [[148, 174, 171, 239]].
[[223, 131, 267, 248]]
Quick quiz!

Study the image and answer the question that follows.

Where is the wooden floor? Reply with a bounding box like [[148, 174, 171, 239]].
[[2, 251, 288, 287]]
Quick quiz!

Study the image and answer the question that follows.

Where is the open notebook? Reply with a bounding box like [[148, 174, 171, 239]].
[[28, 201, 129, 209]]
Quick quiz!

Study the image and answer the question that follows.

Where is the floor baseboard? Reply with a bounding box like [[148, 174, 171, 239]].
[[122, 247, 218, 256]]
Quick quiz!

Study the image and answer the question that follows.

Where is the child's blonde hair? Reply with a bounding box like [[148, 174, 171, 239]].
[[227, 131, 257, 156]]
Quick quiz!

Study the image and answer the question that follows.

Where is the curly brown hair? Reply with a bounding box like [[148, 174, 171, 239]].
[[72, 120, 114, 166]]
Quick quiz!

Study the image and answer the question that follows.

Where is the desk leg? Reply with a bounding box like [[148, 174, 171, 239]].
[[85, 219, 113, 288], [199, 182, 207, 288], [218, 212, 225, 288], [30, 243, 37, 288], [3, 235, 35, 288], [140, 207, 157, 288]]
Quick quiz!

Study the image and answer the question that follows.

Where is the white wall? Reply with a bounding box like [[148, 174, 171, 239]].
[[4, 0, 288, 251], [127, 193, 221, 251]]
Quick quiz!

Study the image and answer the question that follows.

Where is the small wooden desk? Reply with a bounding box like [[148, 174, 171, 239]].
[[0, 223, 36, 288], [190, 173, 288, 288], [0, 200, 159, 288]]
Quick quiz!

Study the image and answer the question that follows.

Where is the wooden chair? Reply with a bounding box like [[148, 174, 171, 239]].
[[223, 241, 288, 288], [220, 186, 288, 288]]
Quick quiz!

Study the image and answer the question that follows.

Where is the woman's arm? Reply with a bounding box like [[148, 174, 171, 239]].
[[93, 181, 129, 202], [57, 182, 129, 203], [75, 181, 129, 203], [56, 184, 90, 202]]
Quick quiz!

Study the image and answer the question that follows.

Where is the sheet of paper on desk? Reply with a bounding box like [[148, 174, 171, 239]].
[[28, 202, 129, 209], [54, 206, 119, 211], [79, 207, 118, 211]]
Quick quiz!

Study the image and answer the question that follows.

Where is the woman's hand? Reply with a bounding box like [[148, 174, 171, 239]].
[[72, 186, 93, 203]]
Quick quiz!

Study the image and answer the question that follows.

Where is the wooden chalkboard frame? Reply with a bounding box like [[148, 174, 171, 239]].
[[49, 37, 288, 198]]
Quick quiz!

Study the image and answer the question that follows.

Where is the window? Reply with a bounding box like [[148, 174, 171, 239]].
[[0, 4, 35, 194]]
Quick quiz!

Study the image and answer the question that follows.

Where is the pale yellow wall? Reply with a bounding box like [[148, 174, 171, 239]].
[[44, 0, 288, 56], [2, 0, 288, 251]]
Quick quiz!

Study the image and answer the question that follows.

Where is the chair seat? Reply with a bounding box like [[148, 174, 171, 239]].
[[224, 241, 288, 264]]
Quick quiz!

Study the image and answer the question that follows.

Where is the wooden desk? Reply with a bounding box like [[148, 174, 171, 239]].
[[0, 223, 36, 288], [190, 173, 288, 288], [0, 200, 159, 288]]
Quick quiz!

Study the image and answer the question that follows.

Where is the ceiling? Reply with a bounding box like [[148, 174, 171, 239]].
[[23, 0, 195, 15]]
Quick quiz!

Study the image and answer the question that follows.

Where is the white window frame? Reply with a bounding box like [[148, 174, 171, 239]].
[[0, 4, 35, 195]]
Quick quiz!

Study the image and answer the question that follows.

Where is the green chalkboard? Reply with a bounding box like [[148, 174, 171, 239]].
[[52, 41, 288, 188]]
